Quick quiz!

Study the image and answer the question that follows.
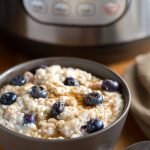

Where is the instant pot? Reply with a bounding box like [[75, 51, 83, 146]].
[[0, 0, 150, 62]]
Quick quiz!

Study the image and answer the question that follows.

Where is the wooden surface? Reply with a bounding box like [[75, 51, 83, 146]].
[[0, 41, 148, 150]]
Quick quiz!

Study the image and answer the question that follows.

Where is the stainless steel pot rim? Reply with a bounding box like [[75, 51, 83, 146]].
[[0, 57, 131, 142]]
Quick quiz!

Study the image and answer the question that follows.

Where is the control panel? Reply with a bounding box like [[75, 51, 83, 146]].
[[23, 0, 129, 26]]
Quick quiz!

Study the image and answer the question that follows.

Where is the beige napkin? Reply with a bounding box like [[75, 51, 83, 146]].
[[123, 53, 150, 139], [136, 53, 150, 94]]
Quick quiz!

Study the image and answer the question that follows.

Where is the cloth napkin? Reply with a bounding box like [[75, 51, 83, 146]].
[[123, 52, 150, 139]]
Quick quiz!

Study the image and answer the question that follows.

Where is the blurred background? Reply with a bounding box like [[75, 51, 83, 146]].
[[0, 0, 150, 149], [0, 0, 150, 64]]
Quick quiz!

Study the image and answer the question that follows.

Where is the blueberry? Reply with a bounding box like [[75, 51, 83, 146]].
[[24, 114, 35, 124], [83, 92, 104, 106], [29, 86, 47, 99], [82, 119, 104, 133], [0, 92, 17, 105], [102, 79, 120, 92], [10, 76, 26, 86], [30, 64, 47, 74], [63, 77, 79, 86], [51, 102, 64, 118]]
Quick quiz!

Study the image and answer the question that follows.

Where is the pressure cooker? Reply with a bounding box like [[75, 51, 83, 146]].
[[0, 0, 150, 62]]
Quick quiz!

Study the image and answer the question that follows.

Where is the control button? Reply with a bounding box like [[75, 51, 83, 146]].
[[78, 3, 95, 16], [101, 2, 120, 15], [53, 2, 70, 15], [30, 0, 47, 13]]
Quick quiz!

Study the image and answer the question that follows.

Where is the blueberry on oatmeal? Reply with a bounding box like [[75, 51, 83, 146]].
[[83, 92, 104, 106], [63, 77, 79, 86], [29, 86, 47, 99], [0, 92, 17, 105], [10, 76, 26, 86], [24, 114, 36, 124], [30, 64, 47, 74], [102, 79, 120, 92], [51, 102, 64, 118], [82, 119, 104, 133]]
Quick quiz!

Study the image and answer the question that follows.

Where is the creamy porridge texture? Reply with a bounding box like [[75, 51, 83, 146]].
[[0, 65, 124, 139]]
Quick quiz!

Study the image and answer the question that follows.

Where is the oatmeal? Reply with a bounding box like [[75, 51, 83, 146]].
[[0, 65, 124, 139]]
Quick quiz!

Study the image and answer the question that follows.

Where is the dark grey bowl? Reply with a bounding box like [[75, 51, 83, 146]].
[[0, 57, 131, 150], [124, 141, 150, 150]]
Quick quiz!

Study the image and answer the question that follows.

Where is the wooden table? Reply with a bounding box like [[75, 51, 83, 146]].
[[0, 41, 148, 150]]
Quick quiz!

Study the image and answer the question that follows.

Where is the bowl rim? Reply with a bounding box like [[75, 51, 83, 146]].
[[0, 57, 131, 143], [124, 141, 150, 150]]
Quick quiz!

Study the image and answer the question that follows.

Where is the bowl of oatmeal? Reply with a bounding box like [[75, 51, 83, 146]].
[[0, 57, 130, 150]]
